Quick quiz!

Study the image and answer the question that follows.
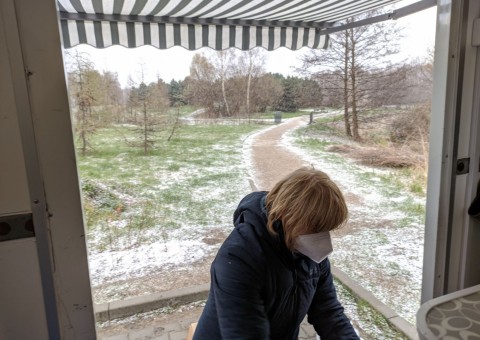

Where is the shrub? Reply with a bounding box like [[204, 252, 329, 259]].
[[389, 104, 430, 144]]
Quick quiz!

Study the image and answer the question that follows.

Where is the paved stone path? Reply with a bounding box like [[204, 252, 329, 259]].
[[101, 319, 318, 340], [99, 117, 318, 340]]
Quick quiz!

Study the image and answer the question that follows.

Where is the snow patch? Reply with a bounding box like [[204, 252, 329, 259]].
[[89, 238, 211, 286]]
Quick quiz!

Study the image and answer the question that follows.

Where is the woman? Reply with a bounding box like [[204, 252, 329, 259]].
[[194, 167, 359, 339]]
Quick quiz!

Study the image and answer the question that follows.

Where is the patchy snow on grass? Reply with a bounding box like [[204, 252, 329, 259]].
[[81, 125, 263, 297], [280, 123, 425, 324], [83, 118, 424, 328], [88, 238, 213, 286]]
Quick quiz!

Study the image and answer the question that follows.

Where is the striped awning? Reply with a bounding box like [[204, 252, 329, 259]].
[[58, 0, 406, 51]]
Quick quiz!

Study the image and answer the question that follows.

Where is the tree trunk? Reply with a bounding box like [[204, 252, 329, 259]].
[[246, 54, 253, 120], [246, 72, 252, 118], [81, 106, 87, 155], [143, 101, 148, 154], [349, 29, 361, 142], [167, 107, 181, 142], [220, 54, 231, 116], [78, 63, 87, 155], [343, 28, 352, 137]]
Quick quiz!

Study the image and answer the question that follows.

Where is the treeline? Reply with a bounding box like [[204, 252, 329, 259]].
[[181, 48, 432, 121], [181, 50, 323, 117]]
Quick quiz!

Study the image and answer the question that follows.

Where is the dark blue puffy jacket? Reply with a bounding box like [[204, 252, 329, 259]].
[[194, 191, 359, 340]]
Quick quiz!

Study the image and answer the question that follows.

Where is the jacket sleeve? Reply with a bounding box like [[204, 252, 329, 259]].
[[307, 258, 359, 339], [211, 243, 270, 340]]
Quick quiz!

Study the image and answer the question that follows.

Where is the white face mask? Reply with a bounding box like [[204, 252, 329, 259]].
[[294, 232, 333, 263]]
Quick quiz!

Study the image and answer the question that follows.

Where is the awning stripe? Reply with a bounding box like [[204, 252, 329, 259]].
[[191, 0, 230, 18], [291, 27, 298, 50], [92, 0, 103, 14], [224, 0, 297, 20], [121, 0, 137, 15], [110, 21, 119, 45], [272, 0, 350, 21], [183, 23, 191, 48], [69, 0, 86, 13], [116, 21, 124, 44], [145, 0, 168, 16], [298, 0, 393, 22], [102, 21, 112, 45], [80, 0, 96, 13], [84, 21, 95, 45], [143, 22, 150, 45], [61, 19, 328, 50], [206, 0, 258, 19], [58, 0, 80, 13], [77, 20, 87, 44], [138, 0, 157, 15], [168, 0, 197, 16], [311, 0, 397, 22], [158, 23, 166, 48], [173, 23, 180, 47], [93, 21, 104, 47], [61, 20, 71, 47], [113, 0, 124, 14], [194, 23, 202, 49], [255, 0, 340, 21], [266, 0, 377, 21], [161, 0, 181, 15], [182, 0, 220, 17], [255, 26, 262, 48], [130, 0, 148, 15], [166, 24, 174, 48]]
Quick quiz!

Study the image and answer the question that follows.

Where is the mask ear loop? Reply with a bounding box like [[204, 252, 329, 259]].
[[468, 180, 480, 219]]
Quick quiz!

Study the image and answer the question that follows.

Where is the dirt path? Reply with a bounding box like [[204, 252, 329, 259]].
[[249, 116, 311, 190], [247, 115, 356, 237]]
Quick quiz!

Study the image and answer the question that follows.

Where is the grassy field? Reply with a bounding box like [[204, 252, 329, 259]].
[[78, 122, 264, 258], [258, 109, 320, 119]]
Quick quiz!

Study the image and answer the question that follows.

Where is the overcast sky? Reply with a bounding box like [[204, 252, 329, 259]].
[[66, 1, 437, 88]]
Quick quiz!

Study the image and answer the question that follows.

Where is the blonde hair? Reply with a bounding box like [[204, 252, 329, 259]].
[[265, 167, 348, 250]]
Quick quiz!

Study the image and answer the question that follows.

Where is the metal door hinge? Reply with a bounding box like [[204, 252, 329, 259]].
[[0, 213, 35, 242], [456, 158, 470, 175]]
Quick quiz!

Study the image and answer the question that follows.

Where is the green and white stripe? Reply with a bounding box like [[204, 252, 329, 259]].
[[58, 0, 405, 50]]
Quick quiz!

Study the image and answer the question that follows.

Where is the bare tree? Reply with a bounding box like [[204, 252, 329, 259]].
[[184, 54, 220, 116], [126, 68, 170, 154], [185, 50, 274, 118], [300, 11, 403, 141], [252, 74, 284, 112], [66, 50, 99, 155], [101, 71, 124, 124], [235, 49, 266, 117], [218, 51, 231, 116]]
